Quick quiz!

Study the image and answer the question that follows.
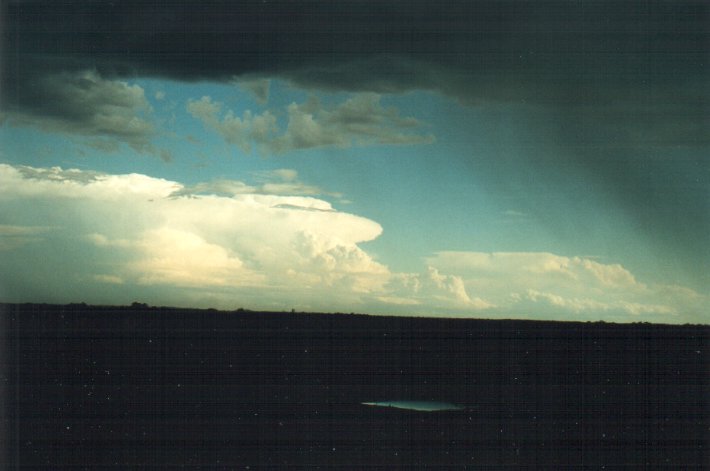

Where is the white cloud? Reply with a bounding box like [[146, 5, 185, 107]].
[[519, 289, 675, 317], [86, 233, 131, 248], [171, 168, 340, 199], [580, 258, 638, 287], [426, 251, 706, 323], [375, 295, 421, 306], [426, 251, 642, 291], [381, 268, 493, 311], [0, 164, 179, 201], [130, 228, 262, 288], [0, 163, 391, 310], [0, 163, 704, 322], [187, 93, 434, 155], [93, 274, 124, 285], [285, 230, 390, 294], [88, 228, 260, 289]]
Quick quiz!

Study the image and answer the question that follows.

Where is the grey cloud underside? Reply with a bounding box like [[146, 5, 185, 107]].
[[3, 1, 706, 143], [2, 1, 706, 153], [3, 1, 707, 102], [2, 70, 159, 150]]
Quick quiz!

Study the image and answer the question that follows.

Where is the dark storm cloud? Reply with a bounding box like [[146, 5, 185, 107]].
[[3, 1, 707, 102], [2, 1, 707, 145], [2, 69, 159, 152], [2, 0, 707, 158]]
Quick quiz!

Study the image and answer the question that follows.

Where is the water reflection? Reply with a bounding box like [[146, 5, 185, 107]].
[[361, 400, 464, 412]]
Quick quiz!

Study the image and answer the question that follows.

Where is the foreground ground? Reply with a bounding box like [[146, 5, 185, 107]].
[[2, 303, 707, 468]]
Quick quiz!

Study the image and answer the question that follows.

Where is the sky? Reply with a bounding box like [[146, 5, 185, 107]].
[[0, 0, 707, 323]]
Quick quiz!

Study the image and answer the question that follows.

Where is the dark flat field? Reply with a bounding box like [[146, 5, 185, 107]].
[[2, 303, 707, 468]]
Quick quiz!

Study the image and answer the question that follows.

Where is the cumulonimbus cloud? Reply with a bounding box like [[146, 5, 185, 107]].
[[0, 163, 391, 310], [0, 163, 704, 322]]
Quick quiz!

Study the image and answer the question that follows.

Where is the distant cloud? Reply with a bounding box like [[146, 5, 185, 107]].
[[187, 93, 434, 155], [129, 227, 262, 288], [0, 224, 53, 250], [1, 70, 169, 159], [92, 274, 124, 285], [186, 96, 278, 153], [519, 289, 675, 317], [272, 93, 435, 152], [425, 251, 706, 323], [0, 163, 705, 322], [257, 168, 298, 182], [235, 77, 271, 104], [382, 267, 493, 311], [502, 210, 525, 218], [170, 168, 340, 199], [427, 252, 640, 288], [0, 225, 53, 236], [0, 163, 389, 310], [84, 139, 122, 154]]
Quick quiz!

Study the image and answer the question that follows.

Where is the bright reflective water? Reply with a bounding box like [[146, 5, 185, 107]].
[[362, 400, 464, 411]]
